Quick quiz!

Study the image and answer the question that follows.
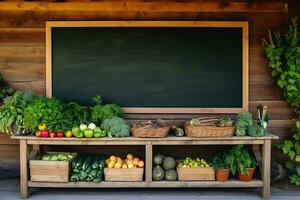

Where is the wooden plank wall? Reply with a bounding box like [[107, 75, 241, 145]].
[[0, 0, 295, 166]]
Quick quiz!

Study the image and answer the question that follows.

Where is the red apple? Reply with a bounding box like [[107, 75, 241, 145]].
[[41, 130, 49, 138], [49, 132, 56, 138], [35, 131, 41, 137], [56, 132, 64, 138]]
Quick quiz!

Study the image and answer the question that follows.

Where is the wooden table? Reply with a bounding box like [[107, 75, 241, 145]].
[[12, 135, 278, 200]]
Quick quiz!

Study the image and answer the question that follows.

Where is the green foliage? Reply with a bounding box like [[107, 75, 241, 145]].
[[64, 102, 91, 126], [91, 95, 122, 125], [225, 145, 256, 175], [0, 74, 15, 105], [23, 96, 73, 132], [235, 112, 253, 136], [247, 124, 266, 137], [211, 152, 229, 170], [100, 117, 130, 137], [0, 91, 35, 135], [280, 120, 300, 185], [263, 18, 300, 185]]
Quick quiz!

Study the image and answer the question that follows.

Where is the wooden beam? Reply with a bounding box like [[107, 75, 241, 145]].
[[0, 2, 288, 13]]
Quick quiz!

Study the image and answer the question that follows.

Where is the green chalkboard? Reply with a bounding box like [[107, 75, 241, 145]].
[[51, 27, 243, 108]]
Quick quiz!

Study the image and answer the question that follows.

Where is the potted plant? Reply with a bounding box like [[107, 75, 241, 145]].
[[211, 152, 230, 182], [225, 145, 257, 182]]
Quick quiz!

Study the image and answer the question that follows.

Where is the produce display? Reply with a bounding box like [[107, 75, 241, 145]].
[[177, 157, 210, 168], [71, 123, 107, 138], [235, 112, 253, 136], [152, 154, 177, 181], [189, 116, 233, 127], [105, 154, 144, 169], [101, 117, 131, 137], [70, 154, 105, 183], [41, 152, 76, 161]]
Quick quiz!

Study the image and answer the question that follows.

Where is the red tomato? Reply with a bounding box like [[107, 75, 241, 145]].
[[49, 132, 56, 138], [56, 132, 64, 138]]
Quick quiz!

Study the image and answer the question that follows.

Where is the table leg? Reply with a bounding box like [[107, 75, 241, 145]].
[[262, 140, 271, 200], [20, 139, 29, 199], [145, 143, 153, 182]]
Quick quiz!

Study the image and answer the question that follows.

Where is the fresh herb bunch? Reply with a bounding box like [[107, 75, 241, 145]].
[[211, 152, 229, 170], [64, 102, 91, 126], [23, 96, 72, 132], [0, 91, 35, 135], [225, 145, 256, 175], [263, 18, 300, 185], [0, 74, 15, 105], [91, 95, 122, 125]]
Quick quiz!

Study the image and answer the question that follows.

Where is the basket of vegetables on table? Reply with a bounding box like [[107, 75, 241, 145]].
[[185, 116, 234, 138], [131, 120, 170, 138]]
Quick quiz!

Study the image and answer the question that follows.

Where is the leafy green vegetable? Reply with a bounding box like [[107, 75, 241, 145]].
[[235, 112, 253, 137], [91, 95, 122, 125], [211, 152, 229, 170], [64, 102, 91, 126], [100, 117, 130, 137], [225, 145, 256, 175], [247, 124, 266, 137], [0, 91, 35, 135], [23, 96, 72, 132]]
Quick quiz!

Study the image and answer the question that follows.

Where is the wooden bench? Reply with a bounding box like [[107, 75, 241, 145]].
[[12, 134, 278, 199]]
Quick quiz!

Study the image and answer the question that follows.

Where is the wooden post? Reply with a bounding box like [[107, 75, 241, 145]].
[[20, 139, 29, 199], [145, 143, 153, 182], [262, 140, 271, 200]]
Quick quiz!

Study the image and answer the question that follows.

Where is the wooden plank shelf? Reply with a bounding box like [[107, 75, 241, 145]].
[[11, 135, 278, 145], [12, 134, 277, 199], [28, 180, 263, 188]]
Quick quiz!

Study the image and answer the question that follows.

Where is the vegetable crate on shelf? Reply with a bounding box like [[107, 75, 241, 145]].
[[29, 152, 76, 183], [177, 167, 215, 181], [104, 168, 144, 182]]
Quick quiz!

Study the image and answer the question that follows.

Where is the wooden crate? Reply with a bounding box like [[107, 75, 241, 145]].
[[177, 167, 215, 181], [29, 152, 75, 183], [104, 168, 144, 182]]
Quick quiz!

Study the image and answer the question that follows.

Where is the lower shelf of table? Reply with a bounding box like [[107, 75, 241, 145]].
[[28, 179, 263, 188]]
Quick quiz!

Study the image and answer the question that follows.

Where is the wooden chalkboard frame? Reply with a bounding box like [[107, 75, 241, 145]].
[[46, 21, 249, 114]]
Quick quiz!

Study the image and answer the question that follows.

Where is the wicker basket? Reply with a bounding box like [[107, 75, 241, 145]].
[[131, 126, 170, 138], [185, 123, 234, 138]]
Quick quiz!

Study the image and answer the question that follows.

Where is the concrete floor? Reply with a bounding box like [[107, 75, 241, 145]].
[[0, 179, 299, 200]]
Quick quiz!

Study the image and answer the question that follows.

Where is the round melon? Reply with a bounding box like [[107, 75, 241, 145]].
[[165, 169, 177, 181], [162, 157, 176, 170], [152, 166, 164, 181], [153, 154, 165, 166]]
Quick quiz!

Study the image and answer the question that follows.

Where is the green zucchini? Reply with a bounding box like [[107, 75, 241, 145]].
[[86, 165, 92, 173], [71, 156, 80, 168], [80, 171, 88, 179], [76, 155, 87, 168], [93, 178, 102, 183], [72, 168, 80, 173], [82, 155, 94, 171]]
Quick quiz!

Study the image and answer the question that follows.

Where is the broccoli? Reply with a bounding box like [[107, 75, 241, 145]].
[[100, 117, 130, 137], [235, 112, 253, 136], [247, 124, 266, 137]]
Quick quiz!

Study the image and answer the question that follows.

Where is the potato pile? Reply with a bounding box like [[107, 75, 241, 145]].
[[106, 154, 144, 169]]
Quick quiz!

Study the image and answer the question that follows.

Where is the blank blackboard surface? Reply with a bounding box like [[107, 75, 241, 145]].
[[51, 27, 243, 108]]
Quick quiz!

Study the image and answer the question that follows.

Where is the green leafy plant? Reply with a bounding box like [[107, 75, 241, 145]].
[[0, 91, 35, 135], [263, 18, 300, 185], [64, 102, 91, 126], [23, 96, 72, 132], [91, 95, 122, 125], [211, 152, 229, 170], [0, 74, 15, 105], [225, 145, 256, 175]]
